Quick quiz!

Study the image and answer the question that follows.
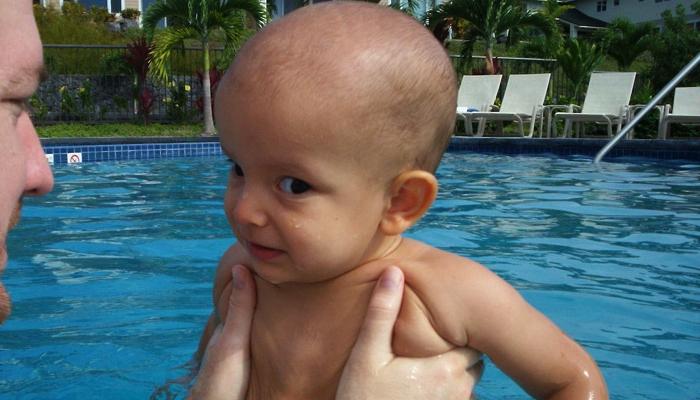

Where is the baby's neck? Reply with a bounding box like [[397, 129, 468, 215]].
[[246, 236, 408, 399]]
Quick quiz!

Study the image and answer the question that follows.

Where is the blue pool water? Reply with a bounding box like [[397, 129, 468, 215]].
[[2, 153, 699, 399]]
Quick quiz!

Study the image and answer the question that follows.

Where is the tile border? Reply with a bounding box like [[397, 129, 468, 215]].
[[41, 136, 700, 164], [42, 137, 222, 164], [447, 137, 700, 161]]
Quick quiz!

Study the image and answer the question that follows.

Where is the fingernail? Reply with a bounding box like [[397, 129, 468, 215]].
[[379, 266, 402, 289], [233, 265, 246, 289]]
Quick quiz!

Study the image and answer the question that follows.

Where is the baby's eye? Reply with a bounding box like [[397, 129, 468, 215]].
[[279, 177, 311, 195], [227, 160, 244, 177]]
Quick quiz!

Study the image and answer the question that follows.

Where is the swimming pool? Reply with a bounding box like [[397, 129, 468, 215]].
[[2, 153, 699, 399]]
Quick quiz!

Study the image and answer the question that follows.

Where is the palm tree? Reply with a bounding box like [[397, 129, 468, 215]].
[[595, 17, 655, 71], [426, 0, 553, 74], [143, 0, 266, 136], [557, 38, 604, 101], [521, 0, 573, 59]]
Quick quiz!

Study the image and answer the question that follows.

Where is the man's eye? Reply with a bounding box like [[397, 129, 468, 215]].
[[279, 177, 311, 194], [228, 160, 244, 177]]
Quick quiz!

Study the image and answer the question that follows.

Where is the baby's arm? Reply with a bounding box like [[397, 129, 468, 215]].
[[414, 258, 607, 399]]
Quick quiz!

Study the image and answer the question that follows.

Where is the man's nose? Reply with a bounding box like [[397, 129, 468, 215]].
[[21, 113, 54, 196]]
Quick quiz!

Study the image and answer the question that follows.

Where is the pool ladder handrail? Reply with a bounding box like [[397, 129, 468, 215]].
[[594, 52, 700, 163]]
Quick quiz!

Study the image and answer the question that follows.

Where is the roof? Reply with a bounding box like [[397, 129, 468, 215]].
[[558, 9, 608, 28]]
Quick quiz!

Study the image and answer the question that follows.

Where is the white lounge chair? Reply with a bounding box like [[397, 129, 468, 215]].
[[553, 72, 636, 137], [455, 74, 502, 135], [658, 87, 700, 139], [467, 73, 551, 138]]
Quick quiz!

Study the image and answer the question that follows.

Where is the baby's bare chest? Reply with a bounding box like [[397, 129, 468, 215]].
[[245, 287, 454, 400]]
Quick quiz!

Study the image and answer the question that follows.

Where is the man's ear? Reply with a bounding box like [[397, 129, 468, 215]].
[[380, 170, 438, 235]]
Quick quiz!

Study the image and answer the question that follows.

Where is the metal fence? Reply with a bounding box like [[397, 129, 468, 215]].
[[33, 45, 575, 124], [450, 55, 575, 103], [35, 44, 225, 124]]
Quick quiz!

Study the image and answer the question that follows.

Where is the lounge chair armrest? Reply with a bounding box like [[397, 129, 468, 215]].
[[661, 103, 671, 118], [543, 104, 574, 118]]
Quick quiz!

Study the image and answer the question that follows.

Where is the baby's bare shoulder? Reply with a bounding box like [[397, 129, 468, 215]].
[[398, 239, 517, 346]]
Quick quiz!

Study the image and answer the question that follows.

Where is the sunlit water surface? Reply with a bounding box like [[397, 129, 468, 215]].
[[2, 153, 699, 399]]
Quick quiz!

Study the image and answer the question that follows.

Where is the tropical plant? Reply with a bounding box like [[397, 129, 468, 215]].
[[646, 1, 700, 91], [77, 81, 96, 120], [58, 85, 77, 118], [124, 37, 155, 123], [387, 0, 420, 18], [143, 0, 266, 136], [165, 81, 193, 122], [557, 38, 605, 101], [595, 17, 656, 71], [121, 8, 142, 20], [520, 0, 572, 59], [33, 3, 124, 44], [196, 68, 224, 120], [29, 95, 49, 120], [426, 0, 553, 74]]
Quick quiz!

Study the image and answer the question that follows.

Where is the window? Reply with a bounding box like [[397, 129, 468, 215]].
[[110, 0, 121, 13], [597, 1, 607, 11], [79, 0, 108, 9]]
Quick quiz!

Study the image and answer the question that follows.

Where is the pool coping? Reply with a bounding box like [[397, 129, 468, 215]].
[[41, 136, 700, 164]]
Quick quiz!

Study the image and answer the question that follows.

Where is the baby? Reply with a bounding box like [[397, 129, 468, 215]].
[[198, 2, 608, 399]]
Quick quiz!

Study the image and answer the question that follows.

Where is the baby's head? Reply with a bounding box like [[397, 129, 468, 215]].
[[218, 1, 456, 177], [216, 2, 456, 284]]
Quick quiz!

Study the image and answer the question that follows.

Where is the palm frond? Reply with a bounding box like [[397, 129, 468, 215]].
[[557, 38, 604, 98], [149, 26, 199, 82], [142, 0, 192, 37], [214, 0, 266, 29]]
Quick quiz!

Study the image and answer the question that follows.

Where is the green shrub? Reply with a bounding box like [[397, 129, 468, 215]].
[[99, 52, 131, 76], [121, 8, 141, 20], [33, 3, 126, 44]]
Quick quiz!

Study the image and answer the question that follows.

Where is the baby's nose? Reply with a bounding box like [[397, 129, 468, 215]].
[[232, 188, 268, 227]]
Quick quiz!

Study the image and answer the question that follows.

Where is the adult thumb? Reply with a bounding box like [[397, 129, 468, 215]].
[[347, 265, 405, 368], [218, 264, 256, 353], [191, 265, 256, 400]]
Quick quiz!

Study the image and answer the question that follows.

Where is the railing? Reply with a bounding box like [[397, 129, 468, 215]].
[[450, 55, 574, 102], [594, 53, 700, 163], [35, 44, 225, 124]]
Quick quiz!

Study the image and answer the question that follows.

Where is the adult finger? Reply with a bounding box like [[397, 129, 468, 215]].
[[190, 265, 256, 400], [438, 347, 483, 374], [218, 264, 256, 352], [347, 265, 404, 368]]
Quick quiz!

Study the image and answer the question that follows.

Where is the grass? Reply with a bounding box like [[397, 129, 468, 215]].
[[37, 123, 204, 138]]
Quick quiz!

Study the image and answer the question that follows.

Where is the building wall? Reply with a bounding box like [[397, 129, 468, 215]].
[[575, 0, 699, 27]]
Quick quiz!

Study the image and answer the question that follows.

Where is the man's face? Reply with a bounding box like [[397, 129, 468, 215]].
[[0, 0, 54, 324]]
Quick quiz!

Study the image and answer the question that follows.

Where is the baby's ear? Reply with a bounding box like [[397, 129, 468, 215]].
[[380, 170, 438, 235]]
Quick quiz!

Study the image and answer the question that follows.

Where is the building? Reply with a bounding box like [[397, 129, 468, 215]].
[[34, 0, 155, 14], [573, 0, 699, 28], [528, 0, 700, 37]]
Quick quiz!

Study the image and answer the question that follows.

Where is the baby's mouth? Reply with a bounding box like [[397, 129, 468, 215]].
[[247, 241, 284, 261]]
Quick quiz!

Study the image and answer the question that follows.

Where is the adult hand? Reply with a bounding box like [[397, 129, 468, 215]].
[[188, 265, 256, 400], [337, 266, 484, 400]]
